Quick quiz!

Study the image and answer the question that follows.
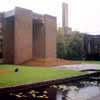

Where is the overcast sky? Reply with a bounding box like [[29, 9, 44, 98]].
[[0, 0, 100, 34]]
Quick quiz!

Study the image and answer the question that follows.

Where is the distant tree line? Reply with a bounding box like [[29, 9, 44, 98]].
[[57, 28, 86, 60]]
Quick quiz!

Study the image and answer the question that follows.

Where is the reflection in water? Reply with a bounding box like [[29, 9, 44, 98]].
[[7, 76, 100, 100], [56, 81, 100, 100], [67, 86, 100, 100]]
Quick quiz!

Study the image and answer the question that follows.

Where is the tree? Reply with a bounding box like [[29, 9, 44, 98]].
[[57, 28, 66, 58], [57, 29, 85, 60], [65, 32, 84, 60]]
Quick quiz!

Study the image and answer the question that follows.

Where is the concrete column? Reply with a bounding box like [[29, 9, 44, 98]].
[[32, 19, 45, 59], [14, 7, 33, 64], [44, 15, 57, 58], [3, 16, 15, 64]]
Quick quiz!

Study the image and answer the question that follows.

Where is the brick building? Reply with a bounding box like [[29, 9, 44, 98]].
[[0, 7, 57, 64]]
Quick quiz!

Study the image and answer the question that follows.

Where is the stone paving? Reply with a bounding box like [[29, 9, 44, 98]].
[[54, 64, 100, 71]]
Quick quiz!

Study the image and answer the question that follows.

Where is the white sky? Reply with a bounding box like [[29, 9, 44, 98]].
[[0, 0, 100, 34]]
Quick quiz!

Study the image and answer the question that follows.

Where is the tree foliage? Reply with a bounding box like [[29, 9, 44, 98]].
[[57, 28, 85, 60]]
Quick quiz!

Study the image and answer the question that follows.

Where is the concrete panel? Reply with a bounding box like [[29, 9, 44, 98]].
[[44, 15, 57, 58], [3, 16, 15, 64], [14, 7, 33, 64], [32, 19, 45, 59]]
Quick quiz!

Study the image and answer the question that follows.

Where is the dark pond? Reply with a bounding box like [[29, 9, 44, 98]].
[[56, 81, 100, 100], [3, 74, 100, 100]]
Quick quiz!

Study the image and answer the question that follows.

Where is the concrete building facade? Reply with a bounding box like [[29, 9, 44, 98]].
[[84, 34, 100, 60], [62, 3, 72, 35], [0, 7, 57, 64], [62, 3, 68, 28], [62, 3, 68, 35]]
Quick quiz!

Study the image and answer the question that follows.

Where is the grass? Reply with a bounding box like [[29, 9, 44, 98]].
[[0, 64, 83, 88], [81, 61, 100, 64]]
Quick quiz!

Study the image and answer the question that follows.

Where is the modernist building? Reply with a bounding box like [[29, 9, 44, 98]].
[[84, 34, 100, 60], [62, 3, 72, 35], [0, 7, 57, 64], [62, 3, 68, 29]]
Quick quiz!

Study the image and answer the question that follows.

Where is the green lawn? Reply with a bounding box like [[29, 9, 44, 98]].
[[81, 61, 100, 64], [0, 65, 83, 88]]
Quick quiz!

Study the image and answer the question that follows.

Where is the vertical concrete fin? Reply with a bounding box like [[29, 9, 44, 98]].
[[14, 7, 33, 64], [44, 15, 57, 58]]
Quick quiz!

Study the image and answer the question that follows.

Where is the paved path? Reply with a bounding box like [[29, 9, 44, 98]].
[[54, 64, 100, 71]]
